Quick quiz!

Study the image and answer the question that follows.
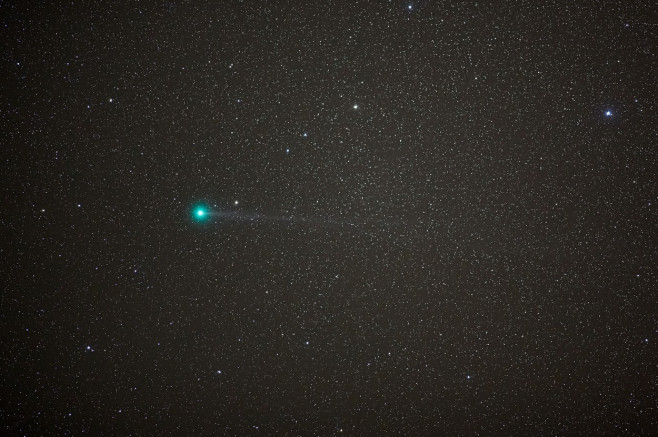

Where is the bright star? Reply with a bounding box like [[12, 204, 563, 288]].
[[353, 104, 358, 109], [605, 110, 612, 117]]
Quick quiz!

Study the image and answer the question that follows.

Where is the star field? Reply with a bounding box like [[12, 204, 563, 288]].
[[2, 0, 657, 435]]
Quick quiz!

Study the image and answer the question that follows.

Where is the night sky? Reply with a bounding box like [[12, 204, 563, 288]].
[[2, 0, 657, 435]]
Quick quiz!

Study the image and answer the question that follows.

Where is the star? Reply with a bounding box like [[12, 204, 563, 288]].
[[353, 104, 358, 109], [605, 110, 612, 117], [408, 4, 413, 10]]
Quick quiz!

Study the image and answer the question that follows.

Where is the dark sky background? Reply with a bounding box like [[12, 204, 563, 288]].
[[2, 0, 657, 435]]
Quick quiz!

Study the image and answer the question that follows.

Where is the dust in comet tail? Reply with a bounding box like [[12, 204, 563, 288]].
[[3, 0, 655, 435]]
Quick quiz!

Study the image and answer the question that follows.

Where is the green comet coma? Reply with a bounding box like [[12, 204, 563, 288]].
[[192, 206, 209, 221]]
